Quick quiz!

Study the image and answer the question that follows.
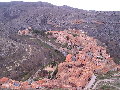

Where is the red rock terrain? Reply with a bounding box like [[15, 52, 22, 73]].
[[0, 30, 120, 90]]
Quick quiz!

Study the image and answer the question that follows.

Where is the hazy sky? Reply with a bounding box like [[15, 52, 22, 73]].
[[0, 0, 120, 11]]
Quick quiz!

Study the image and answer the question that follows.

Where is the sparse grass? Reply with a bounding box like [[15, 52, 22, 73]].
[[100, 85, 116, 90], [115, 82, 120, 87], [97, 71, 118, 79], [1, 32, 65, 81], [67, 45, 72, 50], [62, 43, 68, 48], [48, 61, 58, 67], [46, 32, 52, 36], [114, 58, 120, 64], [33, 77, 43, 81], [35, 38, 53, 49], [21, 72, 31, 81], [32, 30, 46, 36], [72, 34, 79, 37], [51, 88, 69, 90]]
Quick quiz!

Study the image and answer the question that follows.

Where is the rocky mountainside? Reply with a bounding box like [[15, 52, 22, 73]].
[[0, 1, 120, 90], [0, 1, 120, 63], [0, 34, 65, 81]]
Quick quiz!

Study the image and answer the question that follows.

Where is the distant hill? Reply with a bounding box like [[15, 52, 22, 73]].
[[0, 2, 119, 63]]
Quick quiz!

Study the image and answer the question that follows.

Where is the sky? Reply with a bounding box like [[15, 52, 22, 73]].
[[0, 0, 120, 11]]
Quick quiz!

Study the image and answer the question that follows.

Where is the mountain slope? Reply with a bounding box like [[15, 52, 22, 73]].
[[0, 35, 65, 81], [0, 2, 120, 64]]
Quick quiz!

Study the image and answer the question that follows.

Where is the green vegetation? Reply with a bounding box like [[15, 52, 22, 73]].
[[67, 45, 72, 50], [72, 34, 79, 37], [62, 43, 68, 48], [97, 74, 111, 79], [115, 82, 120, 87], [7, 31, 65, 81], [21, 72, 31, 81], [32, 30, 46, 36], [52, 88, 69, 90], [33, 77, 43, 81], [51, 37, 57, 40], [46, 32, 52, 35], [36, 38, 53, 49], [100, 85, 116, 90], [48, 61, 58, 67], [97, 71, 119, 79], [114, 58, 120, 64], [36, 38, 65, 62]]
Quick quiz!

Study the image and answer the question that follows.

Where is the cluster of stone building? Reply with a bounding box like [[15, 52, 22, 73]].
[[44, 29, 120, 88], [0, 29, 120, 89], [18, 27, 32, 35]]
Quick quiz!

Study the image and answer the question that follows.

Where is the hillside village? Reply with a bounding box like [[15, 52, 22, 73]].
[[0, 29, 120, 90], [0, 1, 120, 90]]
